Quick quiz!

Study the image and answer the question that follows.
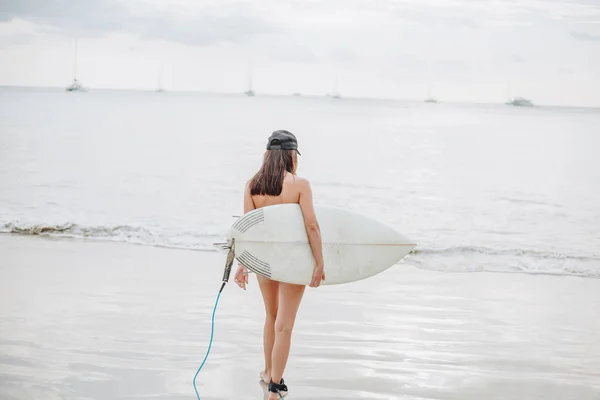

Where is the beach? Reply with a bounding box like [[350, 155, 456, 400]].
[[2, 0, 600, 397], [2, 234, 599, 400]]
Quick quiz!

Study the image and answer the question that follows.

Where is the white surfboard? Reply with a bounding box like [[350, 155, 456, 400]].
[[227, 204, 416, 285]]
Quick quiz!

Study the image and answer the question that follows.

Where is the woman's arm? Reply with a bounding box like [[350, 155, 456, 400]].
[[298, 178, 325, 287], [244, 180, 256, 213], [234, 180, 255, 290]]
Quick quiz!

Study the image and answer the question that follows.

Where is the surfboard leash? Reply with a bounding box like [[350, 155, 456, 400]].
[[192, 239, 235, 400]]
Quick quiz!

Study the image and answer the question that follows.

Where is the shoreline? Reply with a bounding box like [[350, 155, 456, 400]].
[[0, 231, 223, 254], [2, 232, 597, 281]]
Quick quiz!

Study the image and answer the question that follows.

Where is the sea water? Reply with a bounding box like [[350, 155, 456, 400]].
[[1, 87, 599, 278]]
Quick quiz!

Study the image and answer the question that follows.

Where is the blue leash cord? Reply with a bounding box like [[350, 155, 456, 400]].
[[193, 283, 225, 400]]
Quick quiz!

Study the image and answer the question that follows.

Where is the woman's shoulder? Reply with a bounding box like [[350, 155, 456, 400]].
[[285, 173, 306, 183], [296, 176, 310, 185], [289, 175, 311, 191]]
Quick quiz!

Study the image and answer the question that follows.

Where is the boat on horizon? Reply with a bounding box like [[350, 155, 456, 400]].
[[506, 96, 534, 107], [424, 84, 437, 103], [244, 63, 255, 96], [65, 39, 87, 92], [328, 77, 341, 99], [66, 79, 86, 92], [155, 65, 165, 93], [504, 81, 533, 107]]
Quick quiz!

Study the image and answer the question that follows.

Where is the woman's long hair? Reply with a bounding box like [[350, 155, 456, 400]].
[[250, 150, 297, 196]]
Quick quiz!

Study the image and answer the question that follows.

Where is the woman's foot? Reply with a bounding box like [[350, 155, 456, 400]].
[[268, 378, 288, 399], [259, 370, 271, 384]]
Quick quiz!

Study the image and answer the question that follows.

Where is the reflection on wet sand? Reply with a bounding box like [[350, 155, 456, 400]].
[[1, 235, 599, 400]]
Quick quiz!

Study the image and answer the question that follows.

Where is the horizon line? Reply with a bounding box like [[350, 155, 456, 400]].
[[1, 84, 599, 109]]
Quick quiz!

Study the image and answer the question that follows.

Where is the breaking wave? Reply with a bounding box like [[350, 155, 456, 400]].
[[410, 246, 600, 278], [0, 220, 222, 252], [413, 246, 599, 263], [2, 219, 598, 278]]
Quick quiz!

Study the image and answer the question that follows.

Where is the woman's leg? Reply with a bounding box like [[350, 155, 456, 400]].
[[270, 283, 306, 387], [257, 276, 279, 383]]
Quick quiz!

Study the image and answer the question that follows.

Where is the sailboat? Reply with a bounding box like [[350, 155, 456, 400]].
[[506, 97, 534, 107], [244, 63, 255, 96], [424, 84, 437, 103], [329, 77, 341, 99], [155, 66, 165, 93], [504, 81, 533, 107], [65, 39, 87, 92]]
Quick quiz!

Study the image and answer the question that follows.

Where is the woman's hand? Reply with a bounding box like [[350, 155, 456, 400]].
[[234, 264, 249, 290], [309, 264, 325, 288]]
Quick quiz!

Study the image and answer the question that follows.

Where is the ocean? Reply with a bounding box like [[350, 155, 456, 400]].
[[1, 87, 599, 278]]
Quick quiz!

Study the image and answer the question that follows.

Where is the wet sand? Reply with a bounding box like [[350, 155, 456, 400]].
[[1, 234, 599, 400]]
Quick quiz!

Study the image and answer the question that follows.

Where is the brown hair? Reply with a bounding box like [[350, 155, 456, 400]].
[[250, 150, 297, 196]]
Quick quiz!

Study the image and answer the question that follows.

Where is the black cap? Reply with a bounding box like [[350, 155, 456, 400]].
[[266, 130, 301, 155]]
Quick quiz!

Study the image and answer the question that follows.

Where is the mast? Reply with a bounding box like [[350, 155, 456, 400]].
[[332, 76, 341, 98], [244, 61, 255, 96], [157, 65, 162, 90], [248, 63, 253, 91], [73, 39, 78, 81], [333, 76, 338, 95]]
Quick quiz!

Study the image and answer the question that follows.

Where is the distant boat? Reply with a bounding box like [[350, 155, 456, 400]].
[[506, 96, 534, 107], [66, 79, 85, 92], [424, 85, 437, 103], [155, 65, 165, 93], [292, 92, 301, 96], [504, 80, 533, 107], [329, 77, 341, 99], [65, 39, 87, 92], [244, 63, 255, 96]]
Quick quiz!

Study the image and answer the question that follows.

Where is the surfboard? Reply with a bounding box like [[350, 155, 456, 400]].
[[227, 204, 416, 285]]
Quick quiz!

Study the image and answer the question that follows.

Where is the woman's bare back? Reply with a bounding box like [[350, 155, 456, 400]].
[[250, 173, 304, 209]]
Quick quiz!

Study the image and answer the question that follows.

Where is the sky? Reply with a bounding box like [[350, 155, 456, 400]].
[[1, 0, 599, 106]]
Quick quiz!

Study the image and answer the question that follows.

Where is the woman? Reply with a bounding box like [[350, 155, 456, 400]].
[[233, 130, 325, 399]]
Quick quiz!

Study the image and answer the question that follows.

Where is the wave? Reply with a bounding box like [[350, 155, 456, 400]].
[[0, 220, 221, 252], [413, 245, 600, 263], [2, 220, 598, 278], [410, 245, 600, 278]]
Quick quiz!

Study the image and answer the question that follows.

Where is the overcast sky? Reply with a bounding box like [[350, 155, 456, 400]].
[[1, 0, 599, 106]]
